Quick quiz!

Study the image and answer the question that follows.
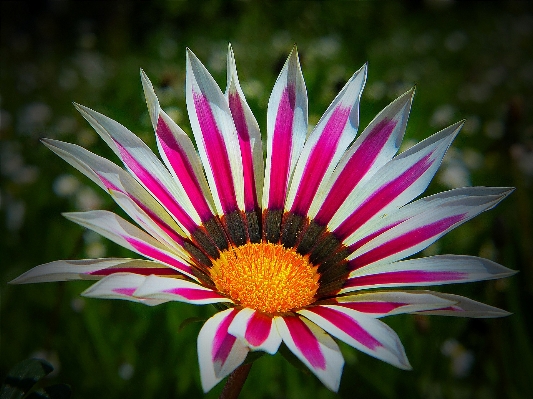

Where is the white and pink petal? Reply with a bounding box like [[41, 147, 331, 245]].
[[286, 64, 367, 216], [186, 49, 245, 215], [81, 273, 166, 306], [74, 103, 201, 233], [413, 292, 512, 318], [109, 190, 188, 255], [141, 70, 215, 221], [42, 139, 188, 240], [333, 291, 456, 317], [262, 47, 308, 211], [275, 315, 344, 392], [63, 210, 196, 280], [198, 308, 249, 392], [225, 44, 264, 212], [9, 258, 181, 284], [133, 275, 231, 305], [345, 187, 513, 268], [345, 186, 513, 250], [343, 255, 516, 293], [299, 305, 411, 370], [329, 121, 463, 241], [227, 308, 282, 354], [309, 88, 414, 222]]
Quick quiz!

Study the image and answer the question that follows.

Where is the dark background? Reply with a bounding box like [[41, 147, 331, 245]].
[[1, 1, 532, 398]]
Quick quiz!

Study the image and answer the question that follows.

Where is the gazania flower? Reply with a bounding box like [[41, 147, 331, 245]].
[[12, 44, 515, 392]]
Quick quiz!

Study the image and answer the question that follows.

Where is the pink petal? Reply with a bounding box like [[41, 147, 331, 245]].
[[227, 308, 282, 354]]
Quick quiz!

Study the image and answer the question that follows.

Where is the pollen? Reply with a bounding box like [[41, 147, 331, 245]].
[[210, 242, 320, 314]]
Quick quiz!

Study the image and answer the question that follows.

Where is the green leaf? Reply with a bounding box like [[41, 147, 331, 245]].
[[0, 359, 53, 399]]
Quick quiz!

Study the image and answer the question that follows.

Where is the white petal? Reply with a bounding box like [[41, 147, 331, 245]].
[[414, 292, 512, 318], [197, 309, 249, 392], [81, 273, 166, 306], [9, 258, 152, 284]]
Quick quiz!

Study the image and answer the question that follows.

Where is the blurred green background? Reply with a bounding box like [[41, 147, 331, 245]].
[[1, 1, 532, 398]]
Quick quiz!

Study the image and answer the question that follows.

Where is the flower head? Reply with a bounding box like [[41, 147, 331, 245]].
[[12, 45, 515, 392]]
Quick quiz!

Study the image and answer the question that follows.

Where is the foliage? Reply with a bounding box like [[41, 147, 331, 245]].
[[0, 358, 70, 399]]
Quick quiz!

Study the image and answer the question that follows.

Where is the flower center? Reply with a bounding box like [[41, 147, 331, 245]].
[[210, 242, 320, 314]]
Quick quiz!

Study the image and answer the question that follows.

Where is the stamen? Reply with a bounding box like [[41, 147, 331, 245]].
[[210, 242, 320, 314]]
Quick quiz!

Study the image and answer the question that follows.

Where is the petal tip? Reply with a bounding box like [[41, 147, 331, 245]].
[[8, 276, 23, 284], [186, 47, 198, 63]]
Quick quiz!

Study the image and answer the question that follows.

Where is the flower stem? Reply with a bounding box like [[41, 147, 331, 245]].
[[219, 363, 253, 399]]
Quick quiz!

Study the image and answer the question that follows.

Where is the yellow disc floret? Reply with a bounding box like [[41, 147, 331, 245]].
[[210, 242, 320, 314]]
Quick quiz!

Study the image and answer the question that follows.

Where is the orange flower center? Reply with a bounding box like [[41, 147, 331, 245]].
[[210, 242, 320, 314]]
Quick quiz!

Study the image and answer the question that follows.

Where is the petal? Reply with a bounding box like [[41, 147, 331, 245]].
[[346, 187, 513, 268], [109, 190, 187, 253], [74, 103, 201, 233], [227, 308, 282, 354], [42, 139, 188, 240], [141, 70, 215, 221], [343, 255, 516, 293], [9, 258, 180, 284], [81, 273, 166, 306], [333, 290, 456, 317], [133, 275, 231, 304], [286, 64, 367, 216], [225, 44, 264, 212], [345, 186, 513, 249], [262, 47, 307, 211], [310, 88, 414, 222], [186, 49, 244, 215], [413, 292, 512, 318], [275, 315, 344, 392], [63, 210, 196, 280], [198, 309, 249, 392], [299, 305, 411, 370], [329, 121, 463, 240]]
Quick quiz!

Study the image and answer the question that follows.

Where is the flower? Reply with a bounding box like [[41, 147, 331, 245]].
[[12, 44, 515, 392]]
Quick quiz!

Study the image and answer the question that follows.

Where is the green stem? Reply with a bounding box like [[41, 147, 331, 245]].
[[218, 363, 253, 399]]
